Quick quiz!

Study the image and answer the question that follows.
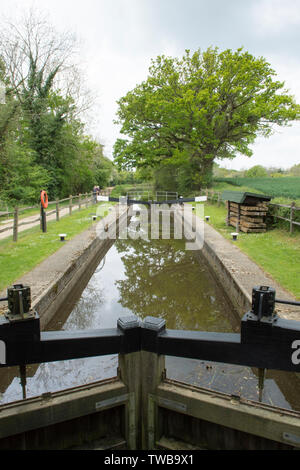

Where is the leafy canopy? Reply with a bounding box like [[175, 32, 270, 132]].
[[113, 47, 300, 188], [0, 10, 114, 205]]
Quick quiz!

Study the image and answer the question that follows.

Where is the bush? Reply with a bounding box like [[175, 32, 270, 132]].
[[244, 165, 268, 178]]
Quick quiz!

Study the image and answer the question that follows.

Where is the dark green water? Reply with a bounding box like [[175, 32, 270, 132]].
[[1, 211, 299, 411], [114, 237, 236, 332]]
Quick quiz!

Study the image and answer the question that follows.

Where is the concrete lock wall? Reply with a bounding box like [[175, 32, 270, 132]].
[[174, 206, 300, 321], [0, 204, 130, 329], [34, 204, 130, 329]]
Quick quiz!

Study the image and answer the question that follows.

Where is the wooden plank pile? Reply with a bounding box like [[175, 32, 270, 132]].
[[227, 201, 269, 233]]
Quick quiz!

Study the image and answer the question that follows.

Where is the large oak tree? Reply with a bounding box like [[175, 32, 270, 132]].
[[113, 47, 300, 189]]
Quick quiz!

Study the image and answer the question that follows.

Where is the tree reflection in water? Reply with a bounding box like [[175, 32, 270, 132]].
[[64, 283, 105, 331], [114, 236, 294, 409], [0, 218, 295, 410], [115, 237, 233, 332]]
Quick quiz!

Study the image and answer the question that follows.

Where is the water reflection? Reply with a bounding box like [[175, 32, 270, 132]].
[[0, 246, 127, 403], [0, 212, 299, 411], [115, 238, 234, 331], [166, 357, 292, 407]]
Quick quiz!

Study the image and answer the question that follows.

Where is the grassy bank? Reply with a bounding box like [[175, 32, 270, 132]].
[[0, 202, 110, 291], [110, 183, 154, 198], [0, 197, 86, 224], [211, 179, 300, 206], [198, 202, 300, 299]]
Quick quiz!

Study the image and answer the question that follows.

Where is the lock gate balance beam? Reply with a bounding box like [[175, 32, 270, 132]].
[[0, 285, 299, 373]]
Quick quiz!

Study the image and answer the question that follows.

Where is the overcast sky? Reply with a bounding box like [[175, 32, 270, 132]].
[[1, 0, 300, 170]]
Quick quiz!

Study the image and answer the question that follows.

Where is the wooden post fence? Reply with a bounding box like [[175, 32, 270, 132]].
[[69, 195, 73, 216], [56, 199, 60, 222], [0, 191, 97, 242], [202, 189, 300, 233], [290, 202, 296, 233], [13, 207, 18, 242], [40, 204, 47, 233]]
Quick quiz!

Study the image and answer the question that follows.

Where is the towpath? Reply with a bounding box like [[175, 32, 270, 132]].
[[0, 187, 115, 240], [0, 206, 75, 241]]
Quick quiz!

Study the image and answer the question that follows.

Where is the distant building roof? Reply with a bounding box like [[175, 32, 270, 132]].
[[221, 191, 272, 204]]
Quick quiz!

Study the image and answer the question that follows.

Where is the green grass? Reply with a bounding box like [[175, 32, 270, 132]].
[[209, 180, 300, 230], [110, 183, 154, 198], [1, 189, 299, 302], [197, 202, 300, 300], [110, 184, 136, 198], [0, 203, 110, 291], [212, 177, 300, 205], [0, 198, 83, 224], [212, 180, 265, 195]]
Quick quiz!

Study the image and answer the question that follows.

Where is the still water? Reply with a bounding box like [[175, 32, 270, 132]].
[[0, 211, 299, 410]]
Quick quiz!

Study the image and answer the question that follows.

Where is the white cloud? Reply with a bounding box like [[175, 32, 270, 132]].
[[218, 122, 300, 170], [269, 58, 300, 109], [252, 0, 300, 34], [1, 0, 300, 169]]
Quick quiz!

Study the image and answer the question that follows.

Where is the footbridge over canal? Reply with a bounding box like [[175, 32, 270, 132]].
[[0, 283, 300, 450]]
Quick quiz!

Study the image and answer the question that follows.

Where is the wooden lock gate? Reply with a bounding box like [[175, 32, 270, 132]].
[[0, 285, 299, 450]]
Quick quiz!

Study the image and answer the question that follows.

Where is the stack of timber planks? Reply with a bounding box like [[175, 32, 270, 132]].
[[227, 201, 268, 233]]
